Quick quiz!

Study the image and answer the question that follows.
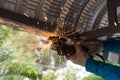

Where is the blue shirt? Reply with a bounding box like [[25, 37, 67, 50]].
[[85, 37, 120, 80]]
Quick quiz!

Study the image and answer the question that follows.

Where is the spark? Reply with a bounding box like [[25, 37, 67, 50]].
[[37, 21, 39, 25], [23, 13, 29, 18], [44, 16, 48, 21], [114, 22, 117, 26]]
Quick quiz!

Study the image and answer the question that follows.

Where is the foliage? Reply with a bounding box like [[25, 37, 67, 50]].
[[0, 25, 41, 80], [38, 49, 66, 69], [0, 25, 105, 80], [0, 25, 66, 80], [83, 74, 104, 80]]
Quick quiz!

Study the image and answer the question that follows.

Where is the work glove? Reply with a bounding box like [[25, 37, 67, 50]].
[[66, 43, 89, 66], [80, 40, 104, 55], [66, 41, 104, 66]]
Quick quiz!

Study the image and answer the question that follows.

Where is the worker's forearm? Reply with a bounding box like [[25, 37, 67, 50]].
[[103, 37, 120, 52], [85, 57, 120, 80]]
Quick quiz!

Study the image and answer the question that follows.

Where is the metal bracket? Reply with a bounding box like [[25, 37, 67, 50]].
[[69, 0, 120, 41]]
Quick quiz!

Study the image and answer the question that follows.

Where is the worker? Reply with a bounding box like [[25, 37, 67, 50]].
[[66, 37, 120, 80]]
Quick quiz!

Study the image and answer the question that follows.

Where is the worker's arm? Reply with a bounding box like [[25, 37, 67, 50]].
[[66, 39, 120, 80], [86, 57, 120, 80], [85, 37, 120, 80], [103, 37, 120, 52]]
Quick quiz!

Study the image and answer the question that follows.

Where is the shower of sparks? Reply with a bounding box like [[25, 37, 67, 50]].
[[114, 22, 117, 26]]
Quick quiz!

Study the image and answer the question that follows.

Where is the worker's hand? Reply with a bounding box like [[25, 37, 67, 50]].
[[66, 43, 89, 66], [80, 40, 104, 55], [66, 41, 103, 66]]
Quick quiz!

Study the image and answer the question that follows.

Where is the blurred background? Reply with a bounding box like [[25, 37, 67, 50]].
[[0, 25, 104, 80], [0, 0, 120, 80]]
